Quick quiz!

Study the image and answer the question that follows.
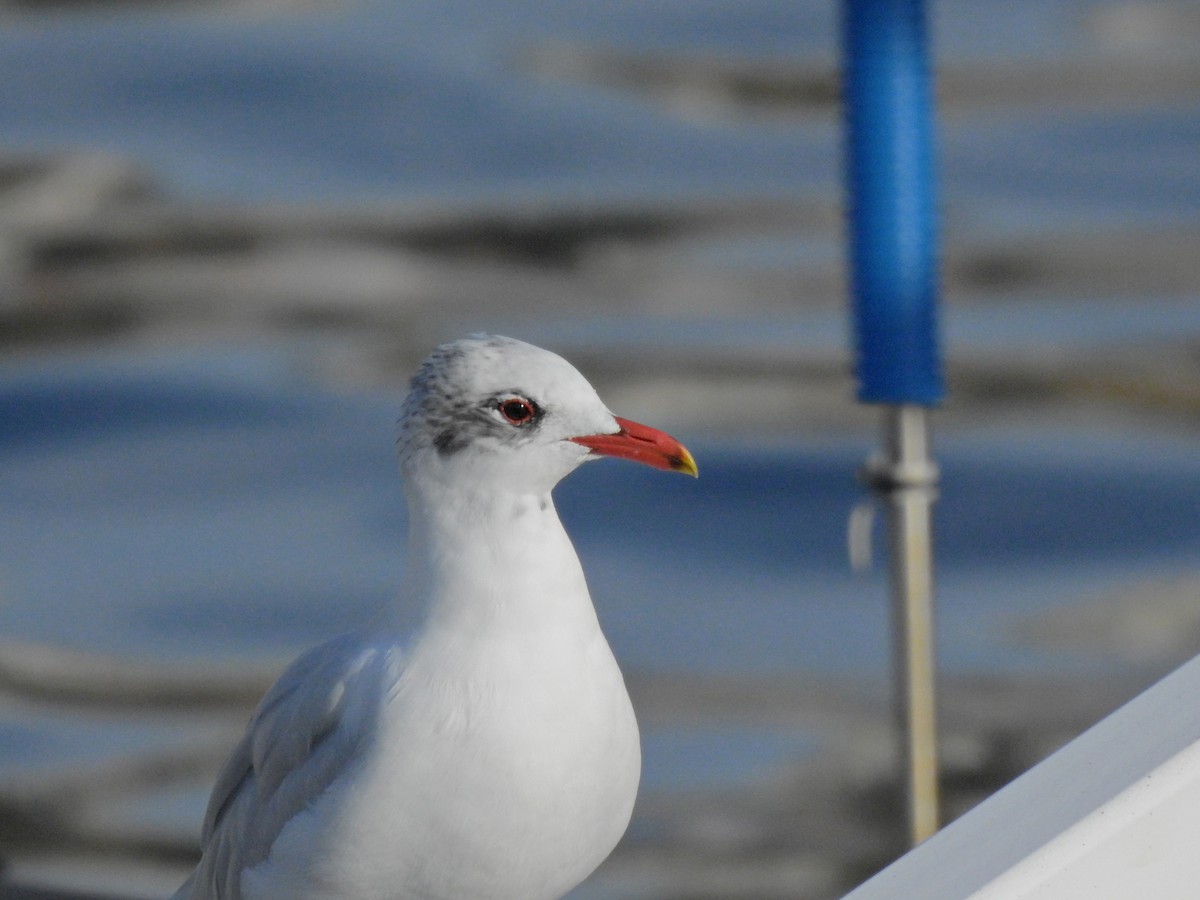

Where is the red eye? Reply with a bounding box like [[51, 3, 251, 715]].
[[498, 397, 536, 426]]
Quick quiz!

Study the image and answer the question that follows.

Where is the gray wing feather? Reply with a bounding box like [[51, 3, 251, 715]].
[[179, 631, 387, 900]]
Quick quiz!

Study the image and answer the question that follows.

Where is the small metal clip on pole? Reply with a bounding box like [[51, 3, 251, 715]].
[[840, 0, 945, 846]]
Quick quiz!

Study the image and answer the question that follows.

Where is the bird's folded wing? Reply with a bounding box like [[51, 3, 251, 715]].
[[187, 632, 385, 899]]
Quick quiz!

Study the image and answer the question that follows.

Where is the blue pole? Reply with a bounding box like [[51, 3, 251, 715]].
[[842, 0, 944, 405], [840, 0, 944, 845]]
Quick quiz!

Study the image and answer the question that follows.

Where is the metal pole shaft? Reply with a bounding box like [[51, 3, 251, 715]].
[[880, 404, 940, 844], [840, 0, 944, 846]]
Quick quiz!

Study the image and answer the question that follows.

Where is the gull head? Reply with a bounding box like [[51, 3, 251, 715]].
[[398, 334, 696, 497]]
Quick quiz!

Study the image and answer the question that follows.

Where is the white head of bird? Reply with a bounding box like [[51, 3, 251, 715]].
[[397, 333, 697, 498]]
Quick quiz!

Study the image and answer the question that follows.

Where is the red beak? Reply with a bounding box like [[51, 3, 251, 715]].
[[571, 416, 698, 477]]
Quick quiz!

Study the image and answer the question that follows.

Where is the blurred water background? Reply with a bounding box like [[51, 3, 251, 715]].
[[0, 0, 1198, 897]]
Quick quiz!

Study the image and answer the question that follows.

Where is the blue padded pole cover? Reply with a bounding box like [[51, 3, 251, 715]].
[[841, 0, 945, 405]]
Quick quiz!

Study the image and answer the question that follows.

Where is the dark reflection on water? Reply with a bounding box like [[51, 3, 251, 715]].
[[0, 379, 310, 446], [562, 443, 1200, 575], [562, 451, 864, 576]]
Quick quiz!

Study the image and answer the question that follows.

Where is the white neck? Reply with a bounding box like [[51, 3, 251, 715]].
[[399, 472, 597, 643]]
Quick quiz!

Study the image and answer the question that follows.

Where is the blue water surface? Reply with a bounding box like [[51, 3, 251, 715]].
[[0, 0, 1194, 221]]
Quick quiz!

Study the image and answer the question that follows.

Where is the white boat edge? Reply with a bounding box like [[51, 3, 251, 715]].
[[844, 651, 1200, 899]]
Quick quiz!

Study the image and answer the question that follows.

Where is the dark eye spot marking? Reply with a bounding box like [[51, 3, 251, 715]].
[[497, 396, 539, 426]]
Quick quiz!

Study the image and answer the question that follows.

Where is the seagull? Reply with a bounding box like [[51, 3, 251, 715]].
[[172, 334, 697, 900]]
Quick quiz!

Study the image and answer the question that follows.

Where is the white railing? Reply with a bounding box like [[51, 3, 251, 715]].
[[844, 653, 1200, 899]]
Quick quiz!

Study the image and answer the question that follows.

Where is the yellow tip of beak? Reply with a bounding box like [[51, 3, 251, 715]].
[[672, 445, 699, 478]]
